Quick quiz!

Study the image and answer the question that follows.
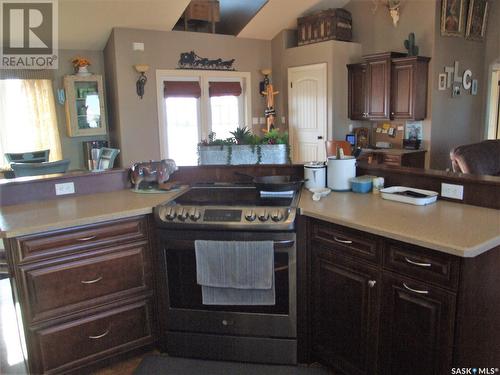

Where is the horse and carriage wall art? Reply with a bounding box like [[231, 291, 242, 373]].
[[178, 51, 235, 70]]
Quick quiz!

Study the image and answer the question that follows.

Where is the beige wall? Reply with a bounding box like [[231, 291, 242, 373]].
[[430, 0, 488, 169], [344, 0, 436, 167], [345, 0, 435, 57], [104, 28, 271, 167], [272, 30, 362, 140], [55, 50, 108, 170]]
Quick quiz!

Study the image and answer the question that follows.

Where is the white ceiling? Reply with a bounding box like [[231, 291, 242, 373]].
[[59, 0, 191, 50], [58, 0, 349, 50]]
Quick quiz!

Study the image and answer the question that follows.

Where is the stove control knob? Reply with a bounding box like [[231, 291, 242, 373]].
[[189, 209, 201, 221], [271, 210, 284, 222], [258, 211, 269, 222], [244, 210, 256, 222], [165, 207, 177, 221], [177, 208, 189, 221]]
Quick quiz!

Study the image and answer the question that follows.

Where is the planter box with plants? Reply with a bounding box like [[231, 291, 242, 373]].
[[198, 128, 291, 165]]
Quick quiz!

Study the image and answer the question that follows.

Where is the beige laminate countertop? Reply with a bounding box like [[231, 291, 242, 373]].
[[299, 190, 500, 258], [0, 188, 187, 238]]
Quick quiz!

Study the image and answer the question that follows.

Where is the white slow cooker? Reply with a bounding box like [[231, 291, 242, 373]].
[[327, 156, 356, 191]]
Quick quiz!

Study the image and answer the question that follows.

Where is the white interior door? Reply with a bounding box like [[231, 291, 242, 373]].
[[288, 63, 327, 163]]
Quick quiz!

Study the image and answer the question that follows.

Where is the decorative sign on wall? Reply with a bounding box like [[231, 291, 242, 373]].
[[439, 60, 477, 97], [178, 51, 235, 71]]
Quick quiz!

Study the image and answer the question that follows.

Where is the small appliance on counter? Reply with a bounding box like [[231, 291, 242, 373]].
[[304, 161, 326, 189], [327, 156, 356, 191]]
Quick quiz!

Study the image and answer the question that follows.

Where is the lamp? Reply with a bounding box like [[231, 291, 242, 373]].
[[134, 64, 149, 99]]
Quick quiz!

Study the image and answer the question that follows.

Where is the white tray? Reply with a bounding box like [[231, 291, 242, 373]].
[[380, 186, 438, 206]]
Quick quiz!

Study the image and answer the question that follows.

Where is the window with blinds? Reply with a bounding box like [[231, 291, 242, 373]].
[[157, 71, 251, 166]]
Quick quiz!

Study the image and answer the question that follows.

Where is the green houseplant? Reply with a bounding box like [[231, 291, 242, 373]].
[[198, 127, 290, 165]]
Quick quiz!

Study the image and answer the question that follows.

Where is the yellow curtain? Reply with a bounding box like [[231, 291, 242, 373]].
[[0, 79, 62, 169]]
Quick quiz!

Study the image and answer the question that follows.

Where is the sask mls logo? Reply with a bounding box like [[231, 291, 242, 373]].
[[0, 0, 58, 69]]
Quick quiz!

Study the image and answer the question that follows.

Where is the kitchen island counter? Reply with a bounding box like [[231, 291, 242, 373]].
[[0, 188, 187, 238], [298, 189, 500, 257]]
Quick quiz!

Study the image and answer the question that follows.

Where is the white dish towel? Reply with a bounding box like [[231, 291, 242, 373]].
[[194, 240, 275, 305]]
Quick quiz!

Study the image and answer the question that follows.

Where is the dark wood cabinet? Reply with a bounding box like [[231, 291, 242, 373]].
[[300, 218, 500, 374], [365, 54, 394, 120], [347, 63, 367, 120], [390, 57, 430, 120], [379, 272, 456, 375], [347, 52, 429, 121], [311, 245, 380, 375], [4, 215, 156, 374]]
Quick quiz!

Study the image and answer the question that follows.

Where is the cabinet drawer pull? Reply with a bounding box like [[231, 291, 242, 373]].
[[404, 257, 432, 267], [76, 235, 97, 242], [333, 236, 353, 245], [368, 280, 376, 288], [222, 319, 234, 326], [403, 283, 429, 295], [81, 276, 103, 284], [88, 329, 109, 339]]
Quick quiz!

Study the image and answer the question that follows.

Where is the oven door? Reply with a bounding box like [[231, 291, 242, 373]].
[[156, 230, 297, 339]]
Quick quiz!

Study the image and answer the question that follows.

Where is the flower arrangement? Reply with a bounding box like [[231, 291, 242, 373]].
[[71, 56, 91, 69]]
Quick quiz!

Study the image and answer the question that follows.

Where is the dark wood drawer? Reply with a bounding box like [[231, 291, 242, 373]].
[[17, 216, 148, 263], [19, 243, 151, 323], [311, 220, 381, 264], [383, 240, 461, 290], [382, 154, 402, 166], [34, 299, 153, 374]]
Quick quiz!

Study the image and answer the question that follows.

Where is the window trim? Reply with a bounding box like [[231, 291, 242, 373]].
[[156, 69, 252, 160]]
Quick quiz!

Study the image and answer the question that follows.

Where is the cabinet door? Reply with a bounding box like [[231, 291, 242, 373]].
[[379, 272, 456, 375], [64, 74, 107, 137], [311, 247, 380, 375], [366, 59, 391, 120], [391, 61, 414, 119], [348, 64, 367, 120]]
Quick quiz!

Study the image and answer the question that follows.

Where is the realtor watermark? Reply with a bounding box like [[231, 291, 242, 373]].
[[0, 0, 58, 69], [451, 368, 499, 374]]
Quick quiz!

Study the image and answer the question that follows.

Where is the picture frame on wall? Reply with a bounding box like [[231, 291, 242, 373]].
[[465, 0, 489, 41], [441, 0, 467, 36]]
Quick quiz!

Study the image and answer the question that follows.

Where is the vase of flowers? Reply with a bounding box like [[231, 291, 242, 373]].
[[72, 56, 91, 76]]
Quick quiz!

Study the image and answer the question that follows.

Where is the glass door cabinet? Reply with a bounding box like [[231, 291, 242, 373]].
[[64, 74, 107, 137]]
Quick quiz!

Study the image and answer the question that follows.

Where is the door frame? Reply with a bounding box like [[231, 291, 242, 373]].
[[485, 64, 500, 139], [287, 63, 327, 163]]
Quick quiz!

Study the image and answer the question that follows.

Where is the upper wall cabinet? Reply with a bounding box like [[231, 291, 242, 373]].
[[64, 75, 107, 137], [348, 52, 430, 121]]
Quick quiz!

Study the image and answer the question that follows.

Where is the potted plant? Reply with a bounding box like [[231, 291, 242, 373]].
[[198, 127, 290, 165]]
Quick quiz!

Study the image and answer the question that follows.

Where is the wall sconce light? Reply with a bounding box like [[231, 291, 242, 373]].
[[133, 64, 149, 99]]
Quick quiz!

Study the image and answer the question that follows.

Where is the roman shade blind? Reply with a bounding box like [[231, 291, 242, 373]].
[[208, 81, 242, 97], [164, 81, 201, 98]]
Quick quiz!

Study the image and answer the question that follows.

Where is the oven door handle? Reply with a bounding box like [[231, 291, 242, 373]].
[[273, 240, 295, 249]]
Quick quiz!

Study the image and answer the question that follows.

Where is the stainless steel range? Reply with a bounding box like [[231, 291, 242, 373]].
[[155, 184, 298, 231], [154, 184, 299, 365]]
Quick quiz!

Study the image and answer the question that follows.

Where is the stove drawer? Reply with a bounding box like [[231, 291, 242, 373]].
[[33, 298, 153, 374], [19, 243, 150, 323], [167, 308, 296, 338], [16, 216, 148, 263]]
